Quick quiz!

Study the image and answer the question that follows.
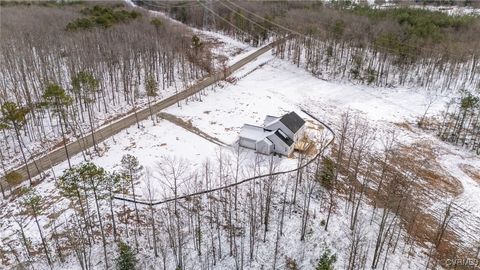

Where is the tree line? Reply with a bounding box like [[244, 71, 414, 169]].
[[139, 0, 479, 92], [329, 112, 478, 268]]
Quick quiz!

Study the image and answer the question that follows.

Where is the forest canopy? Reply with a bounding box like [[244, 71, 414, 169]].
[[135, 0, 479, 91], [66, 4, 141, 31], [145, 0, 480, 61]]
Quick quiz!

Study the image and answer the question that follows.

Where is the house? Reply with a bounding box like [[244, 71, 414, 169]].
[[238, 111, 306, 156]]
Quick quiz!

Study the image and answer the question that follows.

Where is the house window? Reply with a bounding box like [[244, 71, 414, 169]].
[[277, 129, 288, 139]]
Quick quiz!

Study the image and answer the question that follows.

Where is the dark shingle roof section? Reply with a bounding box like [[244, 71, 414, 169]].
[[274, 130, 294, 146], [280, 112, 305, 134]]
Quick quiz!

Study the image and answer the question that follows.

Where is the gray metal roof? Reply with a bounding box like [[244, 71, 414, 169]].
[[280, 112, 305, 134], [239, 124, 275, 142], [263, 115, 280, 126]]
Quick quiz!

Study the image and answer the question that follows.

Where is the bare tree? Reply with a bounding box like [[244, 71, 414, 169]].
[[143, 168, 159, 257], [157, 156, 189, 269]]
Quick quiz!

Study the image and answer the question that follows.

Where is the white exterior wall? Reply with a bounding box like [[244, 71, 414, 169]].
[[239, 138, 256, 150], [267, 134, 293, 156], [240, 115, 305, 156], [256, 139, 273, 155]]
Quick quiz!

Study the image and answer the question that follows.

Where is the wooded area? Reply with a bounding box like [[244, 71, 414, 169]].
[[0, 2, 212, 174], [1, 1, 479, 269], [436, 91, 479, 153], [2, 114, 475, 269], [141, 0, 479, 90], [138, 0, 480, 153]]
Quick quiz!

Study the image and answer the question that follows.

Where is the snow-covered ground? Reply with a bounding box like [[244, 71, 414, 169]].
[[2, 2, 479, 269], [2, 42, 479, 269], [125, 0, 255, 66], [325, 0, 480, 16], [390, 3, 480, 16], [165, 50, 452, 145], [153, 46, 479, 263]]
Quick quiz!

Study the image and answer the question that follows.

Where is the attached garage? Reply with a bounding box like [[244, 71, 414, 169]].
[[239, 137, 256, 150], [238, 124, 269, 151]]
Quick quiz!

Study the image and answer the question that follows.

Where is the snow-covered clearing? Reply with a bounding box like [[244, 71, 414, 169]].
[[2, 4, 480, 266], [164, 49, 456, 156]]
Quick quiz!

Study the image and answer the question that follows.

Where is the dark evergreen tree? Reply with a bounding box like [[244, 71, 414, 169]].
[[106, 171, 122, 242], [22, 188, 52, 266], [40, 83, 73, 167], [120, 154, 143, 252], [78, 162, 109, 269], [316, 249, 337, 270], [318, 156, 335, 189], [145, 76, 158, 123], [116, 241, 137, 270], [71, 71, 100, 152], [58, 166, 93, 248], [0, 102, 32, 184]]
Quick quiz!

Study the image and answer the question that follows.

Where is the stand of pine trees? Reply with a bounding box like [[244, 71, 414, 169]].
[[437, 91, 480, 154]]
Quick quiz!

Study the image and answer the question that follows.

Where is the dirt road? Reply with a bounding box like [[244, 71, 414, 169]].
[[1, 40, 282, 187]]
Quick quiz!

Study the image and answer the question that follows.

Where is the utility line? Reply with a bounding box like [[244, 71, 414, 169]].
[[225, 0, 434, 57], [225, 0, 305, 38], [197, 0, 257, 40], [217, 1, 281, 38], [133, 0, 480, 235]]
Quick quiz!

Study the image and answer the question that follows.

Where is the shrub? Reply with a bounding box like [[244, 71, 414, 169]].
[[116, 241, 137, 270], [366, 68, 376, 84], [317, 157, 335, 189], [285, 256, 299, 270], [151, 18, 164, 28], [5, 171, 23, 187], [316, 249, 337, 270]]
